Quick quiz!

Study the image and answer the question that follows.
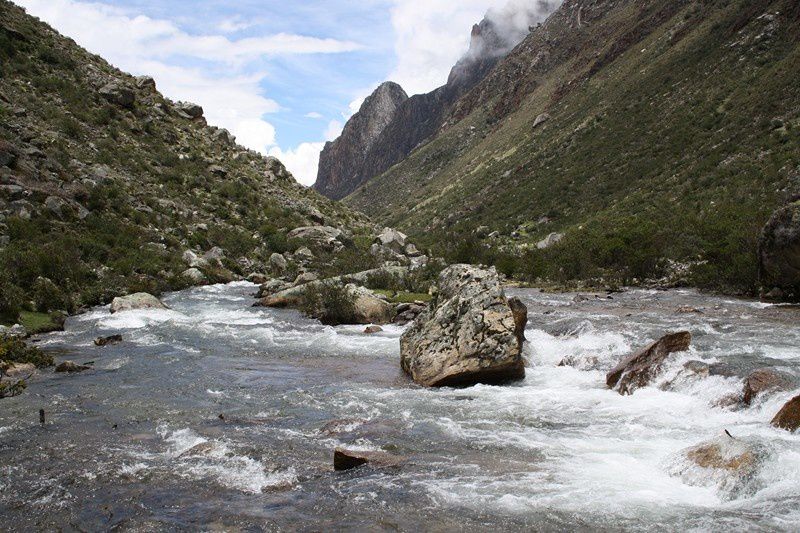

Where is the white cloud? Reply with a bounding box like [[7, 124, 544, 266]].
[[269, 142, 325, 187], [217, 16, 257, 34], [305, 112, 323, 119], [324, 120, 344, 141], [15, 0, 361, 186]]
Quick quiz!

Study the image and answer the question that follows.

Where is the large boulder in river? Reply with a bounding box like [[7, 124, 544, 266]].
[[400, 264, 525, 387], [606, 332, 691, 395], [110, 293, 167, 314], [771, 395, 800, 432], [759, 200, 800, 300]]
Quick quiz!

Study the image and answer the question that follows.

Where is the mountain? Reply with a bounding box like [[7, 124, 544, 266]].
[[344, 0, 800, 293], [315, 82, 408, 200], [0, 0, 370, 322], [314, 1, 558, 200]]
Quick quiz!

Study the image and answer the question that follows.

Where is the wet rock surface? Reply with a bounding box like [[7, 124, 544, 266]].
[[110, 293, 168, 314], [606, 332, 692, 395], [771, 395, 800, 432], [400, 264, 525, 387]]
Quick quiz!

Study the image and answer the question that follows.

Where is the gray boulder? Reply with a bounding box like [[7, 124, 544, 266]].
[[269, 252, 288, 272], [400, 264, 526, 387], [99, 82, 135, 108], [182, 268, 207, 284], [759, 200, 800, 300], [376, 227, 407, 253], [175, 101, 204, 119], [287, 226, 342, 250], [606, 332, 692, 395], [110, 293, 167, 314], [134, 76, 156, 90]]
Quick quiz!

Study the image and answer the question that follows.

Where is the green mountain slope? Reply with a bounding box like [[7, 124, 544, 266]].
[[346, 0, 800, 293], [0, 1, 368, 321]]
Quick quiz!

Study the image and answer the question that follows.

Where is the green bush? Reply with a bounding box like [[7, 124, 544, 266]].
[[0, 275, 24, 324], [299, 282, 357, 326], [31, 277, 72, 313], [0, 335, 53, 368]]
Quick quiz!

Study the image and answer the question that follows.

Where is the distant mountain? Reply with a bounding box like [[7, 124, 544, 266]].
[[314, 1, 558, 200], [0, 0, 369, 317], [345, 0, 800, 293]]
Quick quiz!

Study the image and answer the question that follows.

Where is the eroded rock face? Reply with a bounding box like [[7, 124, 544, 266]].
[[110, 293, 167, 314], [315, 82, 408, 200], [400, 264, 525, 387], [606, 332, 691, 395], [772, 395, 800, 432], [759, 200, 800, 300]]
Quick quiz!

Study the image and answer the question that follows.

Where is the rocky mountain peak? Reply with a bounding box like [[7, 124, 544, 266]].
[[314, 82, 408, 200]]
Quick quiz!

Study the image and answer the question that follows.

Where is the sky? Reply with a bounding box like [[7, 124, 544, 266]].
[[14, 0, 547, 186]]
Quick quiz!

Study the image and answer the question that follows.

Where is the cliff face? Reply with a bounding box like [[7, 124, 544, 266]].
[[314, 82, 407, 200], [314, 3, 558, 200]]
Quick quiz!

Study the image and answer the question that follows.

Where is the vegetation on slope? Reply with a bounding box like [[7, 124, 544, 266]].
[[347, 0, 800, 294], [0, 1, 369, 324]]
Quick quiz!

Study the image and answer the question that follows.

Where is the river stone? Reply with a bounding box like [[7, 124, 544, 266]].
[[94, 334, 123, 347], [110, 293, 167, 314], [55, 361, 91, 373], [400, 264, 525, 387], [606, 332, 692, 395], [771, 395, 800, 432], [349, 285, 394, 325], [669, 433, 768, 500], [364, 325, 383, 334], [742, 368, 793, 406], [507, 297, 528, 346], [333, 448, 404, 471], [759, 200, 800, 300], [3, 362, 35, 378]]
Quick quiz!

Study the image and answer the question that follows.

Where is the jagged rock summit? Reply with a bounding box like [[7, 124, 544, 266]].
[[315, 82, 407, 200], [314, 2, 557, 200]]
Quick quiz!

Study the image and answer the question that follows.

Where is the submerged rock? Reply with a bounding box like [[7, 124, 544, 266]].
[[507, 297, 528, 346], [669, 432, 768, 500], [606, 332, 691, 395], [333, 448, 404, 471], [94, 334, 123, 347], [110, 293, 167, 314], [742, 368, 793, 406], [55, 361, 91, 373], [771, 395, 800, 432], [400, 264, 525, 387], [364, 325, 383, 334]]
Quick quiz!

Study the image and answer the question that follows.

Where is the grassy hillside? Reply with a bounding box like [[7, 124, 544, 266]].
[[0, 1, 369, 323], [346, 0, 800, 294]]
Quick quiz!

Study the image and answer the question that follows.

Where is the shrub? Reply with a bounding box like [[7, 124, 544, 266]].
[[299, 282, 357, 326], [0, 276, 24, 324], [31, 277, 72, 313], [0, 335, 53, 368]]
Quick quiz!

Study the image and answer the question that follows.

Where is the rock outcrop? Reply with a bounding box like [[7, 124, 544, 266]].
[[400, 264, 525, 387], [315, 82, 408, 200], [759, 200, 800, 300], [771, 395, 800, 432], [110, 293, 167, 314], [606, 332, 692, 395]]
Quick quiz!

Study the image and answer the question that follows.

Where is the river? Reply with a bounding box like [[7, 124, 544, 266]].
[[1, 282, 799, 531]]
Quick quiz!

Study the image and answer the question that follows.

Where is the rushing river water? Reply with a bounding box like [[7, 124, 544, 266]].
[[1, 282, 799, 531]]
